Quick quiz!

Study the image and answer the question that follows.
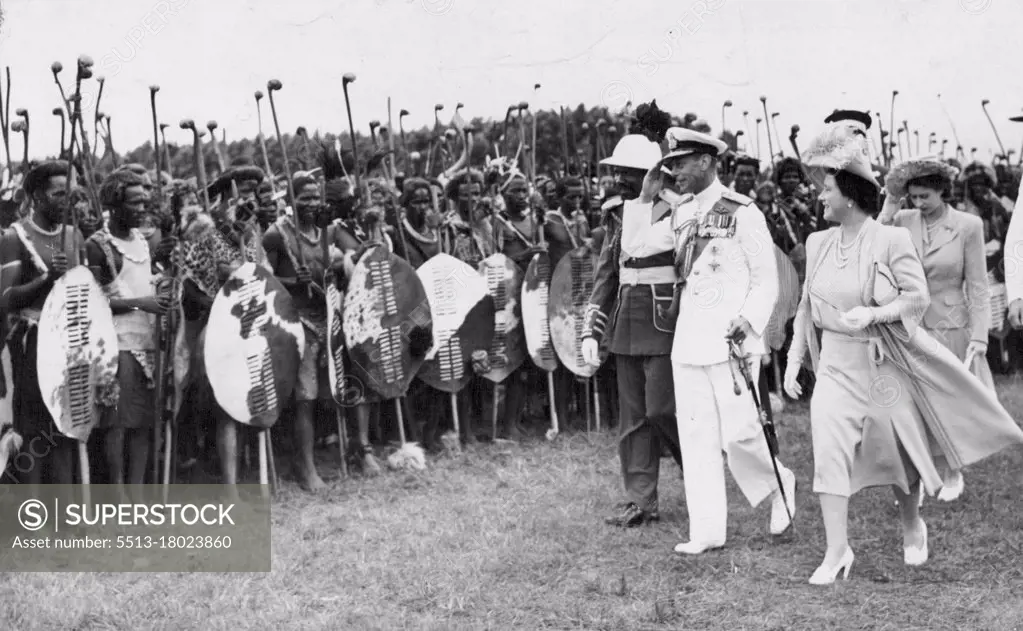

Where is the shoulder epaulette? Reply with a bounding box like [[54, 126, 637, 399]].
[[721, 189, 753, 206], [601, 195, 624, 211]]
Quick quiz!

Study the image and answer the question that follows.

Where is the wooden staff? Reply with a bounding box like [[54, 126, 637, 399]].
[[103, 114, 121, 168], [11, 119, 26, 174], [254, 91, 276, 192], [63, 58, 93, 497], [52, 107, 66, 157], [531, 84, 541, 181], [888, 90, 898, 167], [159, 124, 172, 180], [93, 76, 105, 158], [341, 74, 360, 194], [207, 120, 226, 173], [0, 66, 11, 168], [266, 79, 297, 210], [760, 97, 776, 168], [399, 108, 410, 169], [559, 106, 570, 177], [981, 99, 1008, 158], [149, 86, 163, 210]]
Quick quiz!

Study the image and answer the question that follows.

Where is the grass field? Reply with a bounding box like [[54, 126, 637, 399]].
[[3, 377, 1023, 630]]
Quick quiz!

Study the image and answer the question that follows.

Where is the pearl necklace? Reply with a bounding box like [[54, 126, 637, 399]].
[[924, 208, 949, 242], [833, 227, 865, 269]]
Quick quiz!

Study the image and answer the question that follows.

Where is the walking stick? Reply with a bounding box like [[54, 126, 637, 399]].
[[727, 338, 793, 528]]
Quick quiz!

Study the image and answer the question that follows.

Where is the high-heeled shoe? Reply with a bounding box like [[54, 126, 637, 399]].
[[937, 470, 964, 502], [904, 519, 928, 566], [808, 547, 855, 585]]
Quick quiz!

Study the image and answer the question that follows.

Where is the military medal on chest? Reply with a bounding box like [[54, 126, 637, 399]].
[[707, 244, 722, 272]]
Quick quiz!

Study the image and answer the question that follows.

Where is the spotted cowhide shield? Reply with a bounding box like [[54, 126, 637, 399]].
[[37, 266, 119, 442], [204, 262, 304, 428], [343, 245, 432, 400], [549, 247, 607, 378], [416, 253, 496, 394], [478, 253, 525, 383], [522, 251, 557, 372]]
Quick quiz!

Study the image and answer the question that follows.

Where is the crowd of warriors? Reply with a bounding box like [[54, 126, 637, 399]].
[[1, 117, 1020, 491]]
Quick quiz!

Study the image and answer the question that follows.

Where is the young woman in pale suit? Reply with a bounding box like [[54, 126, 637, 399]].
[[878, 158, 994, 501], [783, 126, 1023, 585]]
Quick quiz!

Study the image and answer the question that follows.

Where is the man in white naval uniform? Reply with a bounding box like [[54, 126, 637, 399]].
[[657, 128, 797, 554]]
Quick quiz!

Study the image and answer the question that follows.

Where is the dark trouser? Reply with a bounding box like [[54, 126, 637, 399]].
[[615, 354, 679, 513]]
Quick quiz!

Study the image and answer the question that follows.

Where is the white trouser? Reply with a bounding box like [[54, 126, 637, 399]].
[[673, 359, 789, 545]]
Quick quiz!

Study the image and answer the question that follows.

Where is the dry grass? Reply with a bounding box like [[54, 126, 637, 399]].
[[3, 377, 1023, 630]]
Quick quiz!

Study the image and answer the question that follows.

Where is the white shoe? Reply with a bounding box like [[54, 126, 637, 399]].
[[673, 540, 724, 555], [904, 519, 929, 566], [936, 471, 964, 502], [770, 469, 796, 535], [808, 547, 855, 585]]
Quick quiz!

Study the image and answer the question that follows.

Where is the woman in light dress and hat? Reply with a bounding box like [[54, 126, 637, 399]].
[[878, 157, 995, 501], [783, 125, 1023, 585]]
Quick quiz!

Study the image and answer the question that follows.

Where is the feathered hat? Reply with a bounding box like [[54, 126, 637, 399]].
[[630, 100, 673, 144], [885, 155, 959, 198], [802, 124, 879, 187]]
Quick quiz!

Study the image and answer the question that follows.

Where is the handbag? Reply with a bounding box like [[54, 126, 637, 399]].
[[871, 261, 899, 307]]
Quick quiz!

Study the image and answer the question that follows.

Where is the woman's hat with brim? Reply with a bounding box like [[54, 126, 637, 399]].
[[802, 125, 879, 188], [885, 155, 959, 198]]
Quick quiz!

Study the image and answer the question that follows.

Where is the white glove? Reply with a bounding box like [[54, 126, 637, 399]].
[[841, 306, 875, 331], [783, 362, 803, 399], [581, 338, 600, 367], [1009, 298, 1023, 330], [985, 239, 1002, 257], [965, 340, 988, 364]]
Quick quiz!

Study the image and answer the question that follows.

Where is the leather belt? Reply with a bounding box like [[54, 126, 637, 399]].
[[619, 266, 676, 286]]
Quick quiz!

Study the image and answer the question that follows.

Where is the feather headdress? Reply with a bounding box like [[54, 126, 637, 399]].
[[631, 100, 673, 144], [885, 156, 959, 198], [802, 124, 878, 187]]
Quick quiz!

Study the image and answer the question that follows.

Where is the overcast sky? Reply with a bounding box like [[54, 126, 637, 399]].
[[2, 0, 1021, 163]]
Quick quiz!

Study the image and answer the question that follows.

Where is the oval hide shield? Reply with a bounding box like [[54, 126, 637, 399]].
[[37, 265, 119, 442], [204, 262, 304, 428], [478, 253, 525, 383], [324, 267, 348, 405], [343, 245, 432, 401], [416, 253, 496, 393], [522, 251, 557, 372], [549, 247, 607, 377]]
